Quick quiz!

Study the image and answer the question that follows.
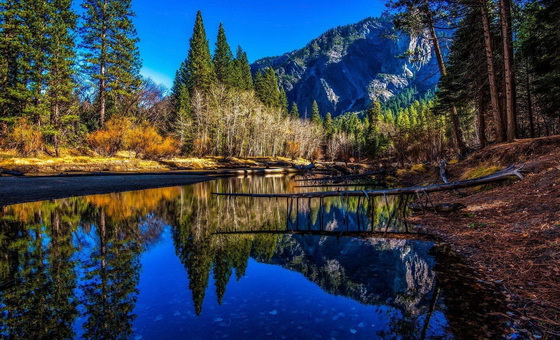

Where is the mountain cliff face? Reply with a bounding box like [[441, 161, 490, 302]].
[[251, 17, 440, 116]]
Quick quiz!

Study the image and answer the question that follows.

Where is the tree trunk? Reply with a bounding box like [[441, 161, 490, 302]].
[[53, 102, 60, 157], [499, 0, 517, 141], [525, 62, 535, 138], [477, 93, 487, 147], [99, 0, 108, 127], [425, 8, 465, 151], [480, 0, 506, 142]]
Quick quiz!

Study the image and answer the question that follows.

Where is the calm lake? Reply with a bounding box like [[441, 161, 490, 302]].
[[0, 175, 505, 339]]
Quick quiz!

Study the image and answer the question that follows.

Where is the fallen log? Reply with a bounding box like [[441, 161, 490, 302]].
[[294, 171, 381, 182], [409, 203, 466, 213], [214, 165, 524, 199], [295, 183, 381, 188]]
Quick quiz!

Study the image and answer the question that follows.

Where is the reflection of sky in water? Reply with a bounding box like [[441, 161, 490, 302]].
[[129, 230, 449, 339], [0, 176, 454, 339]]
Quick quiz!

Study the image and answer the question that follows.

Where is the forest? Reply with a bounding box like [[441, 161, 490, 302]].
[[0, 0, 559, 165]]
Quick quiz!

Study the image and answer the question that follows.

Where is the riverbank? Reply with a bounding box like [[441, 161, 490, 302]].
[[0, 151, 309, 174], [403, 136, 560, 338], [0, 167, 302, 206]]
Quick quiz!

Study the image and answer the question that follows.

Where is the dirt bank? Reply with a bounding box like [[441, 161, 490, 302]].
[[0, 174, 214, 206], [405, 136, 560, 338], [0, 167, 300, 206]]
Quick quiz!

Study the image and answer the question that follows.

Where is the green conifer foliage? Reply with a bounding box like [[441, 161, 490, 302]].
[[45, 0, 78, 156], [81, 0, 142, 127], [278, 87, 288, 116], [323, 112, 334, 138], [255, 67, 280, 108], [289, 102, 300, 119], [311, 100, 321, 124], [213, 23, 234, 87], [232, 46, 253, 91], [184, 10, 215, 93]]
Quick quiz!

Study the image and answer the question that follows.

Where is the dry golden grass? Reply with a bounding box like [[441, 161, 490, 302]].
[[460, 164, 502, 180], [0, 149, 309, 173]]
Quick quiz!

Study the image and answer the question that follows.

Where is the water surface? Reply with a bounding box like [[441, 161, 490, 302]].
[[0, 175, 504, 339]]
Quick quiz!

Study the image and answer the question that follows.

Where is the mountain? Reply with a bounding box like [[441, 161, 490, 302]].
[[251, 16, 441, 117]]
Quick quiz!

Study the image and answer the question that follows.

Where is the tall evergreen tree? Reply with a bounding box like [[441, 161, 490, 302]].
[[232, 46, 253, 91], [278, 87, 288, 115], [388, 0, 466, 151], [521, 0, 560, 119], [212, 23, 234, 87], [289, 102, 300, 119], [46, 0, 78, 156], [81, 0, 142, 127], [310, 100, 321, 124], [171, 64, 191, 145], [183, 10, 215, 93], [0, 0, 46, 119], [323, 112, 334, 138], [255, 67, 280, 108]]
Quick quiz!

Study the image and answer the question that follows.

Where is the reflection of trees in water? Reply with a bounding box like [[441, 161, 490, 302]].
[[170, 176, 437, 330], [0, 176, 445, 338], [79, 208, 142, 339], [0, 187, 180, 338], [0, 200, 83, 338], [171, 176, 290, 315]]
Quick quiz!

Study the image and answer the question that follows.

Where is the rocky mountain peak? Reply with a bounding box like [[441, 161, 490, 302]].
[[252, 16, 440, 116]]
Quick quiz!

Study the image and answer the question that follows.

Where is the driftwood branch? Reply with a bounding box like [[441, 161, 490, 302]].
[[214, 165, 524, 199], [295, 171, 381, 183], [295, 183, 381, 188]]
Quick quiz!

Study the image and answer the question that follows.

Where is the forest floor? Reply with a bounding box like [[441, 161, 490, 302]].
[[401, 136, 560, 338]]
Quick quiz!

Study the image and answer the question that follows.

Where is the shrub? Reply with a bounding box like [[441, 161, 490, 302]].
[[87, 117, 181, 159], [143, 136, 181, 160], [125, 124, 181, 160], [87, 130, 120, 156], [123, 124, 160, 157], [7, 118, 44, 156], [86, 117, 133, 156], [285, 141, 300, 160]]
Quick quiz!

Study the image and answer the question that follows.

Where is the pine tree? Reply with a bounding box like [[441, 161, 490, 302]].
[[253, 70, 264, 96], [255, 67, 280, 108], [0, 0, 21, 117], [310, 100, 321, 124], [388, 0, 466, 150], [213, 23, 234, 87], [81, 0, 142, 127], [323, 112, 334, 138], [183, 10, 215, 93], [232, 46, 253, 91], [0, 0, 49, 120], [521, 0, 560, 119], [171, 65, 191, 145], [45, 0, 78, 156], [289, 102, 300, 119], [278, 87, 288, 116]]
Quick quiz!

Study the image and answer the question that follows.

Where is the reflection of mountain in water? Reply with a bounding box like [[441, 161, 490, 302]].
[[261, 235, 436, 316], [0, 176, 506, 339]]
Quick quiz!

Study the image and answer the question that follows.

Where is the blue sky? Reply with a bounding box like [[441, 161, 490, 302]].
[[123, 0, 386, 88]]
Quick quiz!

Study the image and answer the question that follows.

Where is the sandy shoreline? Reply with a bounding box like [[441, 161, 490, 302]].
[[0, 174, 215, 206], [0, 167, 301, 206]]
